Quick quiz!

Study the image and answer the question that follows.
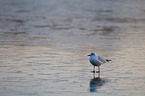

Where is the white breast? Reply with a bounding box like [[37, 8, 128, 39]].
[[89, 55, 104, 66]]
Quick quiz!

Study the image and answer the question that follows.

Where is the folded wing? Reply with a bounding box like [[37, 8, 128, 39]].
[[98, 55, 107, 63]]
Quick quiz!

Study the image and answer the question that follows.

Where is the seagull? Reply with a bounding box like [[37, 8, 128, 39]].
[[88, 52, 111, 73]]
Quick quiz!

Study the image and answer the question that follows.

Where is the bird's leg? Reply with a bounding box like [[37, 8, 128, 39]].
[[93, 66, 95, 72], [97, 66, 100, 73], [96, 66, 100, 73], [91, 66, 95, 73], [98, 66, 100, 77]]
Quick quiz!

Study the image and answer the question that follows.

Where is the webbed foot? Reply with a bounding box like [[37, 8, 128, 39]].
[[96, 71, 100, 73], [91, 71, 95, 73]]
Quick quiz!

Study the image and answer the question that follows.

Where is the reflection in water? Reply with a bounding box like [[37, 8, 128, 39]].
[[89, 73, 106, 92]]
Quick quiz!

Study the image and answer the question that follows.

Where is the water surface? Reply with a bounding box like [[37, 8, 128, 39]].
[[0, 0, 145, 96]]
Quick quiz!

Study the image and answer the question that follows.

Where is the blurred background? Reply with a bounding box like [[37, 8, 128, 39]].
[[0, 0, 145, 96]]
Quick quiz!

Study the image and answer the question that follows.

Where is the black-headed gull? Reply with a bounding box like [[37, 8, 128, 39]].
[[88, 52, 111, 73]]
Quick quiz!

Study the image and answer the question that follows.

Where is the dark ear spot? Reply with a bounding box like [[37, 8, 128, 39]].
[[91, 53, 94, 55]]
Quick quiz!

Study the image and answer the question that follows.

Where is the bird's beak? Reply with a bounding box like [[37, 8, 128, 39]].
[[87, 55, 91, 56]]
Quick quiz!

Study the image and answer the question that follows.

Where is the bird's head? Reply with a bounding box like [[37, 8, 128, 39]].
[[88, 52, 96, 56]]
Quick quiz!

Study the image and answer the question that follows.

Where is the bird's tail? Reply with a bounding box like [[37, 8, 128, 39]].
[[106, 59, 112, 62]]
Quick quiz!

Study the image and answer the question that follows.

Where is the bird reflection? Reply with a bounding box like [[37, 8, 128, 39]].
[[89, 73, 106, 92]]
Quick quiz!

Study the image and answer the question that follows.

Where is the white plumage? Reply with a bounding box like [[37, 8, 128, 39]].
[[88, 52, 111, 73]]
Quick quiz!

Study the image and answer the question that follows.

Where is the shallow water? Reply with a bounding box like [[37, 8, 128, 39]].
[[0, 0, 145, 96]]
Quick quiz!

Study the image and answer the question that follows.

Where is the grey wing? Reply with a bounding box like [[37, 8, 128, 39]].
[[98, 55, 107, 63]]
